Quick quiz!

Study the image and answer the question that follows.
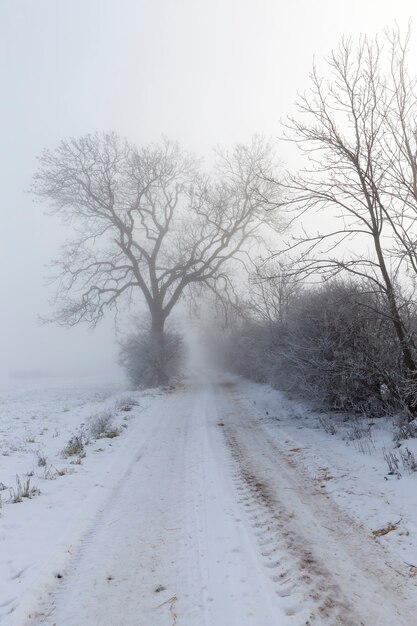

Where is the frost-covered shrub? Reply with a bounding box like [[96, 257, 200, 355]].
[[229, 278, 414, 416], [279, 282, 400, 413], [119, 323, 185, 389], [231, 323, 274, 383]]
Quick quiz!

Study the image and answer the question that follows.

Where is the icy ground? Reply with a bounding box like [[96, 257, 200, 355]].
[[1, 374, 417, 625]]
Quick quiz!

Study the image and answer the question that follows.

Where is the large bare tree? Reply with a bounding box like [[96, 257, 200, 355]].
[[32, 133, 279, 383], [276, 28, 417, 410]]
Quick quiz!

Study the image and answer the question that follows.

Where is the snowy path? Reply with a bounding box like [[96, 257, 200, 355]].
[[15, 380, 417, 625]]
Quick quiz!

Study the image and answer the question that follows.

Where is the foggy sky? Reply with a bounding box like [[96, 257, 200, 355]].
[[1, 0, 416, 378]]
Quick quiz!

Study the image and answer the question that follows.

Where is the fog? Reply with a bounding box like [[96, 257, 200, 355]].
[[1, 0, 416, 379]]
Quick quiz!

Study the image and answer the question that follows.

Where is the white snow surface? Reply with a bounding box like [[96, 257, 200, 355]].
[[1, 373, 417, 625]]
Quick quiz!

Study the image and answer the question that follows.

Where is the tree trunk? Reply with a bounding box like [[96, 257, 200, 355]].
[[151, 314, 169, 387], [372, 232, 417, 416]]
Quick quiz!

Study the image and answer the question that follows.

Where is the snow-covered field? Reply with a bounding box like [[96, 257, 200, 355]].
[[1, 373, 417, 625], [0, 376, 162, 624]]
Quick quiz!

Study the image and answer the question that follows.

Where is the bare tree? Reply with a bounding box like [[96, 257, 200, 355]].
[[32, 133, 279, 384], [248, 258, 300, 329], [277, 29, 417, 410]]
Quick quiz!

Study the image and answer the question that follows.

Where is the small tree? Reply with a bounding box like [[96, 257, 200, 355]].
[[32, 134, 280, 385]]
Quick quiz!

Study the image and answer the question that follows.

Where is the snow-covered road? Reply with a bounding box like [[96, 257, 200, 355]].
[[10, 379, 417, 625]]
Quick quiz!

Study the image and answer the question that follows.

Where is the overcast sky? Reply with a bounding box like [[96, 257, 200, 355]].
[[1, 0, 416, 378]]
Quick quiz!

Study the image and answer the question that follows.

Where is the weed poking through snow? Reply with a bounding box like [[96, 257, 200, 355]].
[[62, 427, 89, 459], [399, 447, 417, 474], [115, 396, 138, 412], [9, 475, 40, 503], [383, 448, 401, 478], [393, 416, 417, 443], [89, 411, 121, 439], [42, 465, 71, 480], [37, 450, 47, 467], [318, 416, 337, 435], [345, 418, 375, 454]]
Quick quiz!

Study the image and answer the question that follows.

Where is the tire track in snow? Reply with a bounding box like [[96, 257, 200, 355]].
[[216, 383, 417, 626], [223, 427, 354, 625], [184, 383, 290, 626]]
